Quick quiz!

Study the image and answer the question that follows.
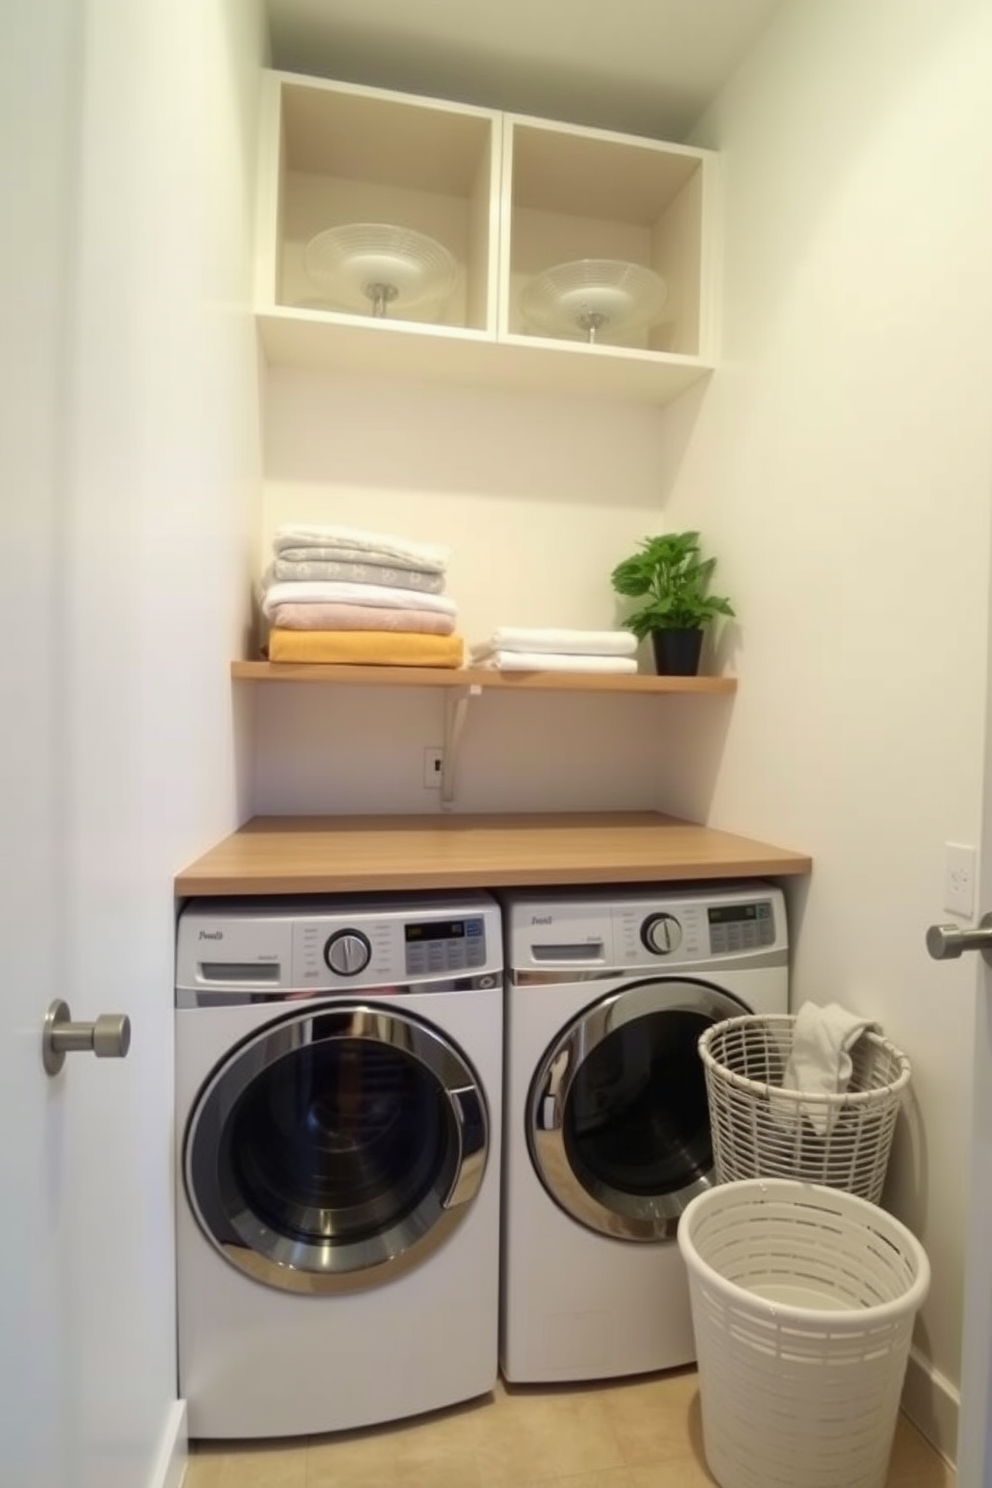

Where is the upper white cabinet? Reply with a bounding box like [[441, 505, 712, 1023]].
[[255, 70, 719, 405]]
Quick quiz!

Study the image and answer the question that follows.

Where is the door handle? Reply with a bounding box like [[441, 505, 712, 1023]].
[[42, 998, 131, 1075], [926, 912, 992, 964]]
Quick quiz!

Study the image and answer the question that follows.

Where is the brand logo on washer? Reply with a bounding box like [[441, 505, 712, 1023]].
[[198, 929, 224, 940], [531, 915, 553, 925]]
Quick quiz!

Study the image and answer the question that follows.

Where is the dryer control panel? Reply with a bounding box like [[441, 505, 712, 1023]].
[[175, 891, 502, 1000], [502, 882, 787, 974]]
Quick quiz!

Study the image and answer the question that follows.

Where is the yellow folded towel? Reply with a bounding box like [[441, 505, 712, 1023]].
[[267, 629, 465, 668]]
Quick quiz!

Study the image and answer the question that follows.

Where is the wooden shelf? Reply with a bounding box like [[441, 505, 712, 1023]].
[[231, 661, 736, 694], [175, 811, 811, 897]]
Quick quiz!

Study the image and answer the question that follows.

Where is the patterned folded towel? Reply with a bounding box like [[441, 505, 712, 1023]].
[[473, 650, 638, 673], [267, 629, 464, 668], [273, 524, 449, 574], [267, 602, 455, 635], [261, 580, 457, 618], [472, 628, 637, 658], [270, 557, 445, 593]]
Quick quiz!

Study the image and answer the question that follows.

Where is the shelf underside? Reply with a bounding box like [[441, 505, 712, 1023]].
[[257, 312, 713, 405], [232, 661, 736, 694]]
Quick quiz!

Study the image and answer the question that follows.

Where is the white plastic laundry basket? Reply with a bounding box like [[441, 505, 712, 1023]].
[[699, 1015, 911, 1203], [678, 1179, 930, 1488]]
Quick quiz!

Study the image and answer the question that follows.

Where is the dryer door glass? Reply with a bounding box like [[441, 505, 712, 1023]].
[[184, 1003, 488, 1293], [529, 978, 745, 1241]]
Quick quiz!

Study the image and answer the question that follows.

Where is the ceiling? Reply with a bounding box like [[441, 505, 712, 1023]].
[[265, 0, 790, 141]]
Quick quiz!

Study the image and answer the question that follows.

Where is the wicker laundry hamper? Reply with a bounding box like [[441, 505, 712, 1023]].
[[678, 1179, 930, 1488], [698, 1014, 911, 1204]]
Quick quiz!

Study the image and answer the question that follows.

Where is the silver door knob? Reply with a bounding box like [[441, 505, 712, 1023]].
[[926, 912, 992, 964], [42, 998, 131, 1076]]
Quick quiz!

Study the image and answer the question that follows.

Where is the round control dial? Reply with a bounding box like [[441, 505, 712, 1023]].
[[641, 912, 683, 956], [324, 929, 372, 977]]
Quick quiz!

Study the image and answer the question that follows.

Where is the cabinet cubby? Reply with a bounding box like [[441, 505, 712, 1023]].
[[255, 71, 719, 404]]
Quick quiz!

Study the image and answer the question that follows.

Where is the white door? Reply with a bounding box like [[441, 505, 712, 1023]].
[[954, 571, 992, 1482], [958, 950, 992, 1483], [1, 3, 79, 1483], [0, 5, 163, 1486]]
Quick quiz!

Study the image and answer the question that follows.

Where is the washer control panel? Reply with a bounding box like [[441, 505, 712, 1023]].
[[503, 882, 787, 972], [403, 915, 489, 977], [175, 892, 502, 998], [706, 899, 777, 955]]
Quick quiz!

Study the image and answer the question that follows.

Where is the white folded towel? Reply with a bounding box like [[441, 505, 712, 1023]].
[[273, 524, 449, 574], [261, 580, 457, 618], [472, 650, 638, 674], [780, 1001, 880, 1137], [471, 628, 637, 659]]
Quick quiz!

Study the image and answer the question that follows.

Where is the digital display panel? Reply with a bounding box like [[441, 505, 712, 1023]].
[[405, 918, 481, 943], [707, 903, 768, 925]]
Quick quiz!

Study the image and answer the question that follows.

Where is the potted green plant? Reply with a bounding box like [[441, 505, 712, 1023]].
[[610, 530, 735, 675]]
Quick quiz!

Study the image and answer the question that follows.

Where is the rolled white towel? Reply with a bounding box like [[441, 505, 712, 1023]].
[[273, 524, 449, 574], [472, 627, 637, 659], [261, 579, 457, 618], [472, 650, 638, 674]]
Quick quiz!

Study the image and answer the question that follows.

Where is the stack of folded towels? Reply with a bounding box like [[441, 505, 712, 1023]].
[[260, 523, 463, 667], [469, 627, 639, 673]]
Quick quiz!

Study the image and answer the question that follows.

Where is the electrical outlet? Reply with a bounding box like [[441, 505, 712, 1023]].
[[423, 747, 444, 789], [945, 842, 977, 917]]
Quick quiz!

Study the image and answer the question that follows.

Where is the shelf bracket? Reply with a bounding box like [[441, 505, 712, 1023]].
[[440, 684, 482, 809]]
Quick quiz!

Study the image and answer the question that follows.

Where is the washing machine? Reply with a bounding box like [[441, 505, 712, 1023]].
[[499, 881, 788, 1383], [174, 891, 503, 1439]]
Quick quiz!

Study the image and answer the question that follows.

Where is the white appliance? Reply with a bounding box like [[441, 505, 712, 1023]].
[[499, 881, 789, 1383], [175, 891, 503, 1439]]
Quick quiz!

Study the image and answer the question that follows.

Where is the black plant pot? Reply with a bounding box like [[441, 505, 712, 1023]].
[[651, 628, 704, 676]]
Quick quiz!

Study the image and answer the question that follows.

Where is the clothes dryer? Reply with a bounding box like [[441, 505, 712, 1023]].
[[175, 892, 502, 1438], [499, 882, 788, 1383]]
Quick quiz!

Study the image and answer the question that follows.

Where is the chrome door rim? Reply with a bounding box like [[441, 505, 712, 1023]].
[[185, 1002, 488, 1294], [528, 978, 746, 1242]]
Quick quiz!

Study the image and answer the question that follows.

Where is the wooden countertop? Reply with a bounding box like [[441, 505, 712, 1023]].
[[175, 812, 812, 897]]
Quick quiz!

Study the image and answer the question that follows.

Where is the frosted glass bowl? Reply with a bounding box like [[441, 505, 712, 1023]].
[[303, 223, 458, 318], [520, 259, 668, 343]]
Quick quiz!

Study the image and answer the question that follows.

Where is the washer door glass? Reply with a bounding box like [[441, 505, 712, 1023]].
[[185, 1003, 487, 1293], [529, 978, 746, 1241]]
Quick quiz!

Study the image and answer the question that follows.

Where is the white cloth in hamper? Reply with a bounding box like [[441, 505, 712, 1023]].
[[273, 524, 449, 573], [471, 628, 637, 659], [472, 650, 638, 674], [261, 580, 457, 619], [779, 1001, 880, 1137]]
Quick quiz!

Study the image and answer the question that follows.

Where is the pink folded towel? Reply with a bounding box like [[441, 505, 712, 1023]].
[[266, 602, 455, 635]]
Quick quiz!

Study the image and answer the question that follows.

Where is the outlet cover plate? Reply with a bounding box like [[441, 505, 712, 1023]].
[[423, 747, 443, 789], [945, 842, 977, 917]]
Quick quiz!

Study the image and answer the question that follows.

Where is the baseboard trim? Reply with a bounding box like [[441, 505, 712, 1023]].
[[147, 1400, 188, 1488], [901, 1346, 959, 1468]]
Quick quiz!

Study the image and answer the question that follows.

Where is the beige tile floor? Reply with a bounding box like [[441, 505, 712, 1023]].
[[185, 1368, 955, 1488]]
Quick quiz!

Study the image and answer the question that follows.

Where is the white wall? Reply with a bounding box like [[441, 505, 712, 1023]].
[[669, 0, 992, 1456], [255, 370, 714, 814], [57, 0, 264, 1481]]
